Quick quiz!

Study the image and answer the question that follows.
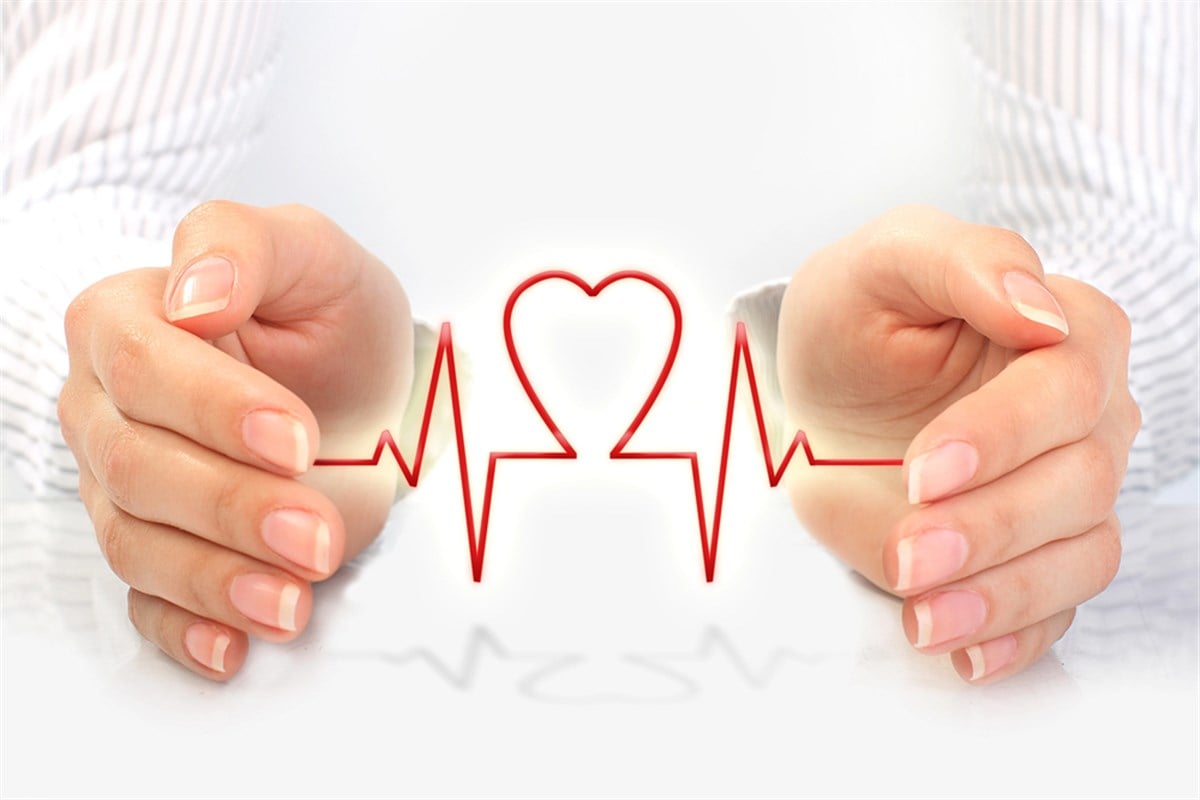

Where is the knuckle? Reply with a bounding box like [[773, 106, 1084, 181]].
[[1127, 395, 1144, 438], [1060, 349, 1107, 432], [277, 202, 325, 227], [66, 276, 128, 349], [1106, 297, 1133, 347], [63, 290, 92, 345], [1054, 607, 1078, 644], [862, 206, 930, 258], [211, 475, 244, 543], [998, 573, 1036, 633], [95, 423, 140, 510], [877, 203, 943, 230], [155, 600, 174, 647], [964, 225, 1042, 277], [126, 588, 142, 630], [1004, 570, 1035, 625], [173, 200, 277, 276], [178, 550, 211, 616], [96, 507, 135, 585], [988, 500, 1022, 557], [1079, 436, 1122, 514], [77, 471, 104, 519], [279, 203, 341, 261], [104, 323, 151, 411], [1095, 519, 1123, 588], [174, 200, 241, 243], [186, 388, 232, 456], [56, 386, 78, 442], [988, 226, 1039, 261], [57, 384, 90, 456]]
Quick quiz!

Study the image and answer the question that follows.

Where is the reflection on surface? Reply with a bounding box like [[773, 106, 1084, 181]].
[[3, 495, 1195, 698], [3, 492, 1197, 799]]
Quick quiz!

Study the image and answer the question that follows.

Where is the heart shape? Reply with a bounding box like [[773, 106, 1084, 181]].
[[503, 270, 683, 458]]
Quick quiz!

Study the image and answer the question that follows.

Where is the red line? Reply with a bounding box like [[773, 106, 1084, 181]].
[[313, 270, 901, 582]]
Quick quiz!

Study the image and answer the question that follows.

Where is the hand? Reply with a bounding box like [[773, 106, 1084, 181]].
[[777, 205, 1140, 684], [59, 202, 414, 680]]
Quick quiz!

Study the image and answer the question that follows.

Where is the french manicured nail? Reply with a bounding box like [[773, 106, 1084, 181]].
[[230, 574, 301, 631], [242, 410, 309, 474], [184, 623, 230, 673], [907, 441, 979, 504], [894, 528, 968, 591], [262, 508, 331, 574], [1003, 271, 1069, 335], [964, 634, 1018, 681], [166, 256, 234, 321], [913, 590, 987, 648]]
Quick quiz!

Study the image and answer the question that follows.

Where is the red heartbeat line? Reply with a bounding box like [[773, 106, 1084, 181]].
[[313, 270, 902, 582]]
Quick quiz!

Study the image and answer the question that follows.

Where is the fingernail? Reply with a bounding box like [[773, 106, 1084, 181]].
[[913, 590, 987, 648], [166, 256, 235, 321], [242, 410, 309, 474], [230, 574, 301, 631], [907, 441, 979, 504], [894, 528, 968, 591], [964, 634, 1018, 681], [1002, 271, 1069, 335], [184, 623, 230, 673], [262, 508, 331, 574]]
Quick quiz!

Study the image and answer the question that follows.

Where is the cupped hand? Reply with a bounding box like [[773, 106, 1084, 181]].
[[777, 205, 1140, 684], [58, 201, 413, 679]]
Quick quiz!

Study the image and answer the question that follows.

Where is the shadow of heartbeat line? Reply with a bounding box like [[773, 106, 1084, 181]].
[[328, 627, 574, 691], [629, 626, 834, 690], [314, 270, 902, 582], [324, 626, 837, 702]]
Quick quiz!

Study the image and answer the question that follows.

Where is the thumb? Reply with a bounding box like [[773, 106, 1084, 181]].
[[860, 205, 1069, 350], [162, 201, 365, 340]]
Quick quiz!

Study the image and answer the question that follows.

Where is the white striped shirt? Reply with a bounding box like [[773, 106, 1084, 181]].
[[2, 1, 282, 494], [968, 0, 1199, 498]]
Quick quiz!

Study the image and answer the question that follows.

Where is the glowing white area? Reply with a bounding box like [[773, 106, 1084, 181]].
[[413, 254, 773, 587]]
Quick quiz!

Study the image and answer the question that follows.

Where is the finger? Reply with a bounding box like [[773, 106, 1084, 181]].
[[81, 384, 343, 577], [127, 588, 249, 680], [949, 608, 1076, 685], [80, 387, 344, 578], [853, 205, 1069, 348], [903, 277, 1132, 504], [81, 269, 320, 477], [76, 462, 105, 533], [163, 200, 370, 336], [79, 470, 313, 641], [901, 514, 1121, 655], [885, 401, 1133, 594], [56, 371, 95, 471], [162, 201, 414, 424]]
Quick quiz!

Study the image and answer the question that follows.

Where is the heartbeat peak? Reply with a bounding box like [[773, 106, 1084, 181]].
[[313, 270, 902, 582]]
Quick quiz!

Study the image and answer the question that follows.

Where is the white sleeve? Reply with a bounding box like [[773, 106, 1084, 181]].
[[965, 1, 1200, 499], [1, 1, 283, 496]]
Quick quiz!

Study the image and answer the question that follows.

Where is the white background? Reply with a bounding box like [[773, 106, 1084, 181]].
[[3, 2, 1198, 799], [225, 1, 974, 319]]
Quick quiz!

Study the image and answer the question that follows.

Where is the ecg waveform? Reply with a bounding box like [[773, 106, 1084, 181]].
[[313, 270, 902, 582]]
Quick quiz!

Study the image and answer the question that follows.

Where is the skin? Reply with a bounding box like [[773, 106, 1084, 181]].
[[778, 205, 1139, 684], [58, 202, 413, 680], [59, 202, 1138, 684]]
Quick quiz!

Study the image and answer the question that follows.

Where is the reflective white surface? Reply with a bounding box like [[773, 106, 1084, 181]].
[[2, 464, 1196, 798]]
